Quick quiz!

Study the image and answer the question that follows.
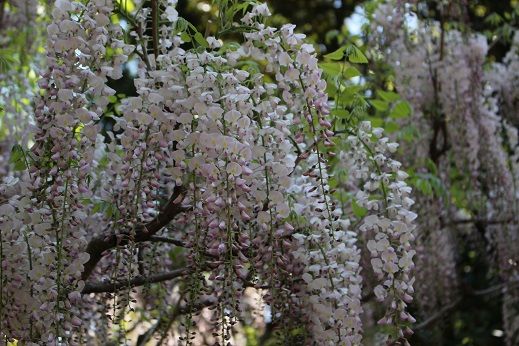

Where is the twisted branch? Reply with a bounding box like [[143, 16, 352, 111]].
[[81, 186, 187, 281]]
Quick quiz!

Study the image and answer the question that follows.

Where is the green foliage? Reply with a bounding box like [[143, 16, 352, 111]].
[[243, 326, 258, 346], [377, 90, 400, 103], [213, 0, 259, 34], [370, 99, 388, 112], [389, 100, 412, 119], [322, 44, 368, 64], [193, 32, 208, 48], [346, 45, 368, 64], [343, 66, 361, 78], [9, 144, 28, 171], [483, 3, 519, 45], [87, 199, 121, 219], [409, 171, 444, 197], [174, 17, 211, 49], [319, 61, 344, 75], [0, 50, 17, 73], [323, 46, 347, 60], [351, 199, 368, 218]]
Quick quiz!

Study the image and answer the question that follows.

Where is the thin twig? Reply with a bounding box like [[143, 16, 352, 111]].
[[414, 297, 462, 330], [151, 0, 159, 58], [415, 277, 519, 330], [82, 268, 187, 294], [148, 236, 186, 247], [445, 218, 514, 227]]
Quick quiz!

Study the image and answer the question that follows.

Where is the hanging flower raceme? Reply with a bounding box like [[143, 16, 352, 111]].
[[350, 122, 416, 342], [1, 0, 129, 342]]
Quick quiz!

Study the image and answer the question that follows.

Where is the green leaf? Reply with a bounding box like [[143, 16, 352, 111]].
[[384, 121, 399, 133], [9, 144, 27, 171], [352, 200, 367, 218], [331, 109, 349, 118], [425, 158, 438, 175], [323, 46, 346, 60], [236, 60, 261, 75], [429, 175, 445, 196], [319, 62, 342, 76], [220, 42, 240, 52], [415, 178, 433, 196], [368, 117, 384, 127], [485, 13, 503, 26], [194, 32, 208, 48], [175, 17, 189, 32], [0, 56, 11, 73], [389, 100, 412, 119], [92, 201, 104, 213], [343, 66, 360, 79], [352, 94, 370, 112], [347, 45, 368, 64], [337, 91, 356, 106], [399, 125, 418, 142], [377, 90, 400, 102], [106, 203, 115, 218], [370, 99, 388, 111], [180, 32, 191, 42], [0, 51, 16, 73], [325, 81, 337, 96]]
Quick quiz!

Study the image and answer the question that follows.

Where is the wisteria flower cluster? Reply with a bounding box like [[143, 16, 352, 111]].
[[0, 1, 416, 345]]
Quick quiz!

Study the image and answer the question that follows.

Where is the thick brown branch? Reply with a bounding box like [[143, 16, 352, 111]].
[[81, 187, 187, 281], [82, 268, 188, 294]]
